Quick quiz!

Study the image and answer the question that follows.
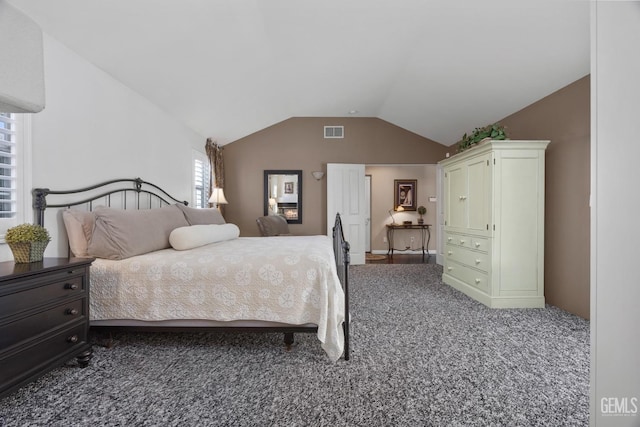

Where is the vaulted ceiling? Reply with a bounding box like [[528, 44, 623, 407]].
[[8, 0, 590, 146]]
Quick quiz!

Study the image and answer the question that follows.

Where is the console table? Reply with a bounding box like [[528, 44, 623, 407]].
[[386, 223, 431, 258]]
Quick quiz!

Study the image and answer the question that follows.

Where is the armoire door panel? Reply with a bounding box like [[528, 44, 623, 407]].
[[445, 165, 466, 229], [466, 154, 491, 232]]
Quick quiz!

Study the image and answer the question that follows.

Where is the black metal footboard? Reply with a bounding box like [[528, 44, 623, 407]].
[[332, 213, 350, 361]]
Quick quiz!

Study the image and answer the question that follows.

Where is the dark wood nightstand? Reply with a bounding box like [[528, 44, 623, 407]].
[[0, 257, 94, 398]]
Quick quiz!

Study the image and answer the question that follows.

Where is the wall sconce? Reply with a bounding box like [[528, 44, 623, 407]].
[[311, 171, 325, 180], [208, 187, 228, 208]]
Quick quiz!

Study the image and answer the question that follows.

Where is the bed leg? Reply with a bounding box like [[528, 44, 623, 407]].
[[284, 332, 294, 351]]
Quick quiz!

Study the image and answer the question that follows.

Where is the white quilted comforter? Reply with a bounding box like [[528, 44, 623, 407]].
[[90, 235, 345, 361]]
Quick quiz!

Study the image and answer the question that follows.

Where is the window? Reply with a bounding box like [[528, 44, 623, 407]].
[[192, 150, 211, 208], [0, 113, 31, 238], [0, 113, 16, 219]]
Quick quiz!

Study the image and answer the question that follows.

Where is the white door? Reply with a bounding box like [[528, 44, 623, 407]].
[[327, 163, 366, 265], [365, 175, 371, 253]]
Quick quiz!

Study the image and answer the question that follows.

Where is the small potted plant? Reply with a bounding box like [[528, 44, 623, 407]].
[[5, 223, 50, 263], [417, 206, 427, 224]]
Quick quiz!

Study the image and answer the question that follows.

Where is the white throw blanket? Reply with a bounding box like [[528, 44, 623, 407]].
[[90, 235, 345, 361]]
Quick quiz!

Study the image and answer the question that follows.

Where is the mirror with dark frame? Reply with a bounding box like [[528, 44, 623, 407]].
[[264, 170, 302, 224]]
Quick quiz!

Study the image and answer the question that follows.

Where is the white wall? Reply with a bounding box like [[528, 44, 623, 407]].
[[591, 2, 640, 426], [0, 34, 206, 260]]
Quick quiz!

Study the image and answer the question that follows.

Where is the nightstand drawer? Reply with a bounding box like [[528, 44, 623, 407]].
[[0, 275, 85, 320], [444, 260, 489, 293], [0, 298, 86, 350], [445, 244, 490, 273], [0, 324, 88, 390]]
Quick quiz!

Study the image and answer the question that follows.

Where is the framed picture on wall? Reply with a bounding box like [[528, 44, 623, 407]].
[[394, 179, 417, 211], [284, 182, 294, 194]]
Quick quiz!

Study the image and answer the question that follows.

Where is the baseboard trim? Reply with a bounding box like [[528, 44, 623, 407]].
[[370, 249, 436, 256], [443, 273, 545, 309]]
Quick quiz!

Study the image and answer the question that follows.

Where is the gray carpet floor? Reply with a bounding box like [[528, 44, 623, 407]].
[[0, 264, 590, 426]]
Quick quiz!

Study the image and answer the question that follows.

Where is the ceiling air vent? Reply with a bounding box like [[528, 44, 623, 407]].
[[324, 126, 344, 139]]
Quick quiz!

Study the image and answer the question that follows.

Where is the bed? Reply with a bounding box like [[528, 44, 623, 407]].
[[32, 178, 350, 361]]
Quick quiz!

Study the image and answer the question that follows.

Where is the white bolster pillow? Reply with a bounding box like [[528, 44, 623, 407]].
[[169, 224, 240, 250]]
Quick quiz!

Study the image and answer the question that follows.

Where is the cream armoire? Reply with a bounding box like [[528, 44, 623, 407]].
[[439, 140, 549, 308]]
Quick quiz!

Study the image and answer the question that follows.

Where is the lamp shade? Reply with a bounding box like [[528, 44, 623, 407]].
[[208, 188, 228, 205]]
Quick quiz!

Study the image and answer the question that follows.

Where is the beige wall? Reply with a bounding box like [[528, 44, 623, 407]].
[[223, 117, 448, 237], [500, 75, 590, 319]]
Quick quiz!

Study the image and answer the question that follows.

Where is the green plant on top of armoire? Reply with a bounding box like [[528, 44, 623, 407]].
[[5, 223, 51, 263], [457, 123, 508, 153]]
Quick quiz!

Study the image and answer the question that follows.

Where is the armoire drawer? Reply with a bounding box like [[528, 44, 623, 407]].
[[444, 260, 489, 293], [445, 244, 490, 273], [444, 233, 472, 249], [470, 236, 489, 253], [0, 298, 86, 350]]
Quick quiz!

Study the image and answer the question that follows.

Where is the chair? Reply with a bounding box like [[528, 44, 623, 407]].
[[256, 215, 292, 236]]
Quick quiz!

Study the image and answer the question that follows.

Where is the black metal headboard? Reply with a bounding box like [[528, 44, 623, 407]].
[[32, 177, 188, 226]]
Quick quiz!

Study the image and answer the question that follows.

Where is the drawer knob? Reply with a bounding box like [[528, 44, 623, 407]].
[[67, 335, 79, 343], [447, 266, 453, 271], [475, 242, 481, 248], [65, 283, 78, 290], [460, 240, 465, 244], [447, 237, 452, 242], [475, 259, 481, 264], [447, 251, 452, 256], [66, 308, 79, 316], [475, 278, 481, 284]]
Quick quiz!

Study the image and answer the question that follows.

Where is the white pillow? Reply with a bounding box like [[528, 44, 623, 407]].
[[169, 224, 240, 251]]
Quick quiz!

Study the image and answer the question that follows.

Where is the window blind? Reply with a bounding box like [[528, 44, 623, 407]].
[[193, 156, 211, 208], [0, 113, 16, 219]]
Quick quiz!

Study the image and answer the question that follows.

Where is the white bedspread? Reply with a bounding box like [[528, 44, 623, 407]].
[[90, 235, 345, 361]]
